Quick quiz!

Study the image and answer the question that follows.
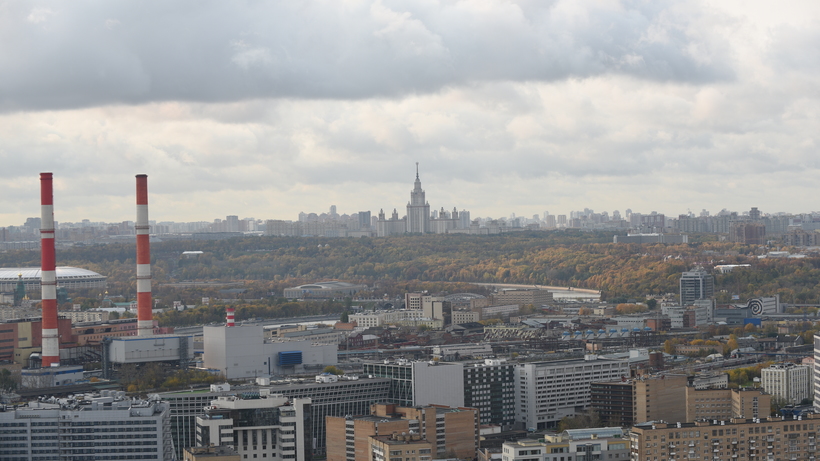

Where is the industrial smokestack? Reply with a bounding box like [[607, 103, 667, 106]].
[[226, 307, 235, 327], [136, 174, 153, 336], [39, 173, 60, 367]]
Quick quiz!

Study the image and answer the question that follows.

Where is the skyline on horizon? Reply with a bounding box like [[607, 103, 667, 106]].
[[2, 2, 820, 225]]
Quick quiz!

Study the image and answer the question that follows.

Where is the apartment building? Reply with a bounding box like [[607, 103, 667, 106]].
[[685, 386, 771, 422], [630, 414, 820, 461], [326, 403, 478, 461], [515, 356, 630, 430]]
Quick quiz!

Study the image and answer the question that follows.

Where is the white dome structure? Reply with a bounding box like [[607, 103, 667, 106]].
[[0, 266, 107, 292]]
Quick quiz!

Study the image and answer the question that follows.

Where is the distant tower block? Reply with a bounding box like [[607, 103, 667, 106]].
[[226, 307, 235, 327], [136, 174, 153, 336], [39, 173, 60, 367]]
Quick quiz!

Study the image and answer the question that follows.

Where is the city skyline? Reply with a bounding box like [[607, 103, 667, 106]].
[[2, 2, 820, 225]]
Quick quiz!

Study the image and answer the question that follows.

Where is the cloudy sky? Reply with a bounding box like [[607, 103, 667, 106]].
[[2, 0, 819, 226]]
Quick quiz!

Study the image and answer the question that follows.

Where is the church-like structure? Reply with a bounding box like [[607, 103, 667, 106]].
[[376, 164, 470, 236]]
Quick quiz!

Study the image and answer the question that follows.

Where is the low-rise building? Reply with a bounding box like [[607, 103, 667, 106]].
[[326, 403, 478, 461], [501, 427, 629, 461]]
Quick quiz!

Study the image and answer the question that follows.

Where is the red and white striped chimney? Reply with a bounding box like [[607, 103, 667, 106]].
[[39, 173, 60, 367], [136, 174, 153, 336], [226, 307, 235, 327]]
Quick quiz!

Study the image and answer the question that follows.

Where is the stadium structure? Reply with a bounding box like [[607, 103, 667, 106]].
[[0, 266, 107, 292]]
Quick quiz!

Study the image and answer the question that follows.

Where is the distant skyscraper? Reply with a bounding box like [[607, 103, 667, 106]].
[[679, 268, 714, 306], [358, 210, 371, 229], [406, 163, 430, 233]]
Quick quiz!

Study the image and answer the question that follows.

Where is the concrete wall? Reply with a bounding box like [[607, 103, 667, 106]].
[[411, 361, 464, 407]]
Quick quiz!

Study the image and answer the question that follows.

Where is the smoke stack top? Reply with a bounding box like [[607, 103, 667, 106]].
[[39, 173, 60, 367], [136, 174, 153, 336], [226, 307, 235, 327]]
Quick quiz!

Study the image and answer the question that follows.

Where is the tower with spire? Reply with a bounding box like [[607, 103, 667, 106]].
[[406, 162, 431, 233]]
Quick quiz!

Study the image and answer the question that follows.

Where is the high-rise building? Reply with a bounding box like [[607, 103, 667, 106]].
[[406, 164, 430, 234], [591, 374, 688, 426], [463, 359, 516, 429], [0, 392, 173, 461], [363, 360, 464, 408], [679, 268, 715, 306], [515, 356, 629, 430], [196, 393, 312, 461]]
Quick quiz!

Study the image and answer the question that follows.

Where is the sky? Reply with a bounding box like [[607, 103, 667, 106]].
[[2, 0, 820, 226]]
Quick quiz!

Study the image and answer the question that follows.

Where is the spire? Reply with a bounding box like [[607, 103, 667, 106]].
[[416, 162, 419, 179]]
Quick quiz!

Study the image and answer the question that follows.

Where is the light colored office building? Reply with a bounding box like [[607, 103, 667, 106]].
[[363, 360, 465, 407], [762, 362, 812, 404], [196, 392, 311, 461], [515, 356, 629, 430], [0, 391, 173, 461], [203, 324, 337, 379]]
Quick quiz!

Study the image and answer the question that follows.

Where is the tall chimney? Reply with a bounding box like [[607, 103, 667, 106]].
[[226, 307, 235, 327], [39, 173, 60, 367], [136, 174, 153, 336]]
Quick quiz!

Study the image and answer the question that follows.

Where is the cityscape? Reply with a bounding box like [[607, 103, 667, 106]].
[[2, 167, 820, 249], [3, 1, 820, 461]]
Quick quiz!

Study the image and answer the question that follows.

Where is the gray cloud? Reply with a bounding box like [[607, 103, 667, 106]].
[[0, 1, 733, 111]]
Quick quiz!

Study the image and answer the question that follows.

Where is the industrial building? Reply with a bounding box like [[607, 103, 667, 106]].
[[203, 324, 338, 379], [0, 391, 173, 461], [195, 392, 312, 461], [101, 334, 195, 379]]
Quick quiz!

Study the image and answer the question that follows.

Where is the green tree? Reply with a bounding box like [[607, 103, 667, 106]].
[[340, 311, 349, 323], [323, 366, 344, 375]]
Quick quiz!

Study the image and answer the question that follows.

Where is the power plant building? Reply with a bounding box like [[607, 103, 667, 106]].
[[203, 324, 338, 379]]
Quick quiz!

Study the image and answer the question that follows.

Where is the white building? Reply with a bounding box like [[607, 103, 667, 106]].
[[762, 362, 812, 403], [0, 392, 173, 461], [501, 427, 629, 461], [515, 356, 630, 430], [203, 324, 337, 379], [196, 392, 311, 461]]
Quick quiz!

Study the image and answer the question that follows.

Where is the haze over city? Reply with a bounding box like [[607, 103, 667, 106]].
[[2, 1, 819, 225]]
